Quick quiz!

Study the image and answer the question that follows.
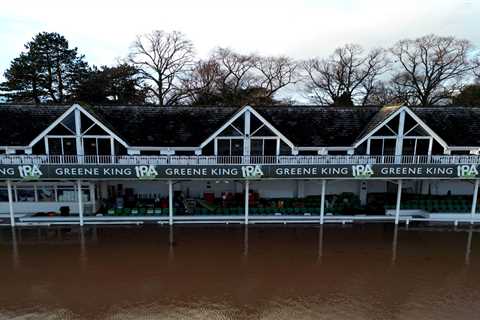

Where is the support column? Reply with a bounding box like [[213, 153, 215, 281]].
[[77, 180, 84, 227], [395, 110, 405, 164], [395, 180, 403, 225], [7, 180, 15, 227], [168, 180, 173, 225], [471, 179, 479, 225], [244, 180, 250, 225], [74, 108, 84, 163], [320, 179, 326, 225]]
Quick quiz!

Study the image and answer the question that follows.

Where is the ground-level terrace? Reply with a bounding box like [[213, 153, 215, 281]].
[[2, 175, 480, 227]]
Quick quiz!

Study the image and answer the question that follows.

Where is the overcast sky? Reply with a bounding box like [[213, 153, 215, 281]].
[[0, 0, 478, 75]]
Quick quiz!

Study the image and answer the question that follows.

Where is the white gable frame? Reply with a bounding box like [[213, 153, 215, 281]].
[[28, 104, 129, 149], [353, 106, 449, 150], [199, 105, 295, 150]]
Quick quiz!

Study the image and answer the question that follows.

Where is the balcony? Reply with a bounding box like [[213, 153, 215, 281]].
[[0, 154, 479, 165]]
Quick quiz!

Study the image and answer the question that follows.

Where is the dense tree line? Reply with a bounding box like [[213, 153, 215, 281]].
[[1, 31, 480, 106]]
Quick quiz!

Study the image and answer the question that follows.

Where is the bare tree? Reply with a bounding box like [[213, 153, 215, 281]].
[[253, 56, 298, 98], [302, 44, 389, 105], [128, 30, 195, 106], [183, 48, 299, 105], [213, 48, 257, 94], [362, 80, 414, 106], [183, 58, 222, 105], [391, 34, 477, 106]]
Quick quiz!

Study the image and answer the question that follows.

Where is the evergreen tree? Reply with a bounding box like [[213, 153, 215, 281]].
[[1, 32, 89, 103], [74, 64, 146, 104], [453, 85, 480, 107]]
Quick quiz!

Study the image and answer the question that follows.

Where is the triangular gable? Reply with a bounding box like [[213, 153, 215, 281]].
[[28, 104, 129, 148], [353, 105, 449, 149], [199, 105, 295, 149]]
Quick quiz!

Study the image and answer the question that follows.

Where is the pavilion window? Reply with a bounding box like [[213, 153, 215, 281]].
[[251, 138, 278, 156], [16, 187, 35, 202], [216, 138, 244, 156], [369, 138, 396, 155], [57, 186, 76, 202], [46, 137, 76, 155], [83, 137, 113, 156], [0, 187, 8, 201], [37, 186, 56, 202], [402, 138, 430, 155]]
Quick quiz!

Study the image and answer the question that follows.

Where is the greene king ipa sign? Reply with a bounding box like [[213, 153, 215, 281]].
[[0, 163, 479, 180]]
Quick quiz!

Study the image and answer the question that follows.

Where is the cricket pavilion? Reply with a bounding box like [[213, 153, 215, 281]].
[[1, 103, 480, 227]]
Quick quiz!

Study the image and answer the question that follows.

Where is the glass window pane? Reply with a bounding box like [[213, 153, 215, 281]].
[[83, 138, 97, 156], [38, 186, 55, 202], [383, 139, 396, 155], [17, 188, 35, 202], [63, 138, 77, 155], [369, 139, 383, 155], [97, 138, 111, 156], [82, 188, 91, 202], [264, 140, 277, 155], [57, 187, 76, 202], [217, 139, 231, 156], [0, 188, 8, 202], [231, 140, 243, 156], [48, 138, 63, 155], [402, 139, 416, 155], [416, 139, 430, 155], [251, 140, 263, 156]]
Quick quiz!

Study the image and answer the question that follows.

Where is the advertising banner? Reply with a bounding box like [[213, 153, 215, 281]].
[[0, 163, 479, 180]]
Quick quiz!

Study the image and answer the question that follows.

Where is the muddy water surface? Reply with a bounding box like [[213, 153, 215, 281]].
[[0, 224, 479, 320]]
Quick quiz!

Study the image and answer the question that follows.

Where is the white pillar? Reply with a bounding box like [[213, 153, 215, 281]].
[[244, 180, 250, 225], [244, 110, 251, 157], [77, 180, 84, 226], [74, 108, 84, 162], [7, 180, 15, 227], [320, 179, 326, 225], [471, 179, 479, 225], [395, 180, 403, 225], [395, 111, 406, 163], [168, 180, 173, 225]]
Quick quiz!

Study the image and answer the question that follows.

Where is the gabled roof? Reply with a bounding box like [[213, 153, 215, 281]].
[[411, 106, 480, 147], [2, 104, 480, 149], [0, 105, 69, 147], [354, 105, 403, 144], [89, 105, 240, 147], [254, 106, 380, 147]]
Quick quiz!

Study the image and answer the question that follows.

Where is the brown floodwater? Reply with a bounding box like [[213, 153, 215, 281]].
[[0, 223, 479, 320]]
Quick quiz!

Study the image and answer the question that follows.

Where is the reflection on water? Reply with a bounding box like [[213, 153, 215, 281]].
[[1, 224, 480, 320]]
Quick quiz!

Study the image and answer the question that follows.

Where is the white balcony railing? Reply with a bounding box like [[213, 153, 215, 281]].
[[0, 155, 480, 165]]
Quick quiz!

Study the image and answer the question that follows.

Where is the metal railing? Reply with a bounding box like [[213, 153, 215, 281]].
[[1, 154, 480, 165]]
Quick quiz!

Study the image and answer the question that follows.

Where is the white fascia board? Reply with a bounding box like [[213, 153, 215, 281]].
[[128, 146, 199, 151], [247, 106, 296, 149], [402, 107, 449, 149], [27, 104, 77, 148], [353, 106, 405, 148], [0, 146, 32, 150], [353, 106, 449, 150], [74, 104, 130, 148], [297, 146, 353, 151], [26, 104, 130, 149], [198, 105, 249, 149], [448, 146, 480, 151]]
